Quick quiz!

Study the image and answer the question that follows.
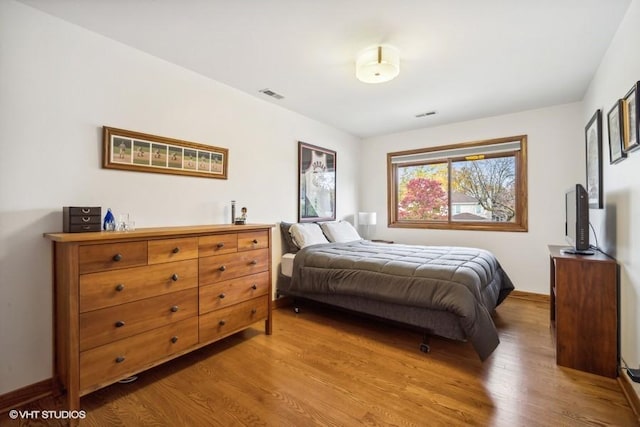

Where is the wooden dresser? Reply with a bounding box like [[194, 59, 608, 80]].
[[44, 224, 273, 416]]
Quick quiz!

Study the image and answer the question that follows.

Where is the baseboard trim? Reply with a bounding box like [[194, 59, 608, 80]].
[[0, 378, 55, 414], [508, 290, 550, 304], [619, 368, 640, 423]]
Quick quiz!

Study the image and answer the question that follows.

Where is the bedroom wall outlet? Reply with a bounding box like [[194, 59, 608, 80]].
[[627, 368, 640, 383]]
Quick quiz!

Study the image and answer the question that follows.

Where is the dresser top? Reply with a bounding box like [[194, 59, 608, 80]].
[[44, 223, 274, 243]]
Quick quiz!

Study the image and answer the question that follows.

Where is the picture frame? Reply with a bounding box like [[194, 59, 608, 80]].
[[103, 127, 228, 179], [298, 141, 336, 222], [607, 100, 627, 164], [585, 109, 602, 209], [623, 81, 640, 153]]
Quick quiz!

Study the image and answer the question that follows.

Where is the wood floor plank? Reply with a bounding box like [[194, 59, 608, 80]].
[[2, 296, 637, 426]]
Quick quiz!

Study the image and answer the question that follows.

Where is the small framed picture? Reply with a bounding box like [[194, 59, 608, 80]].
[[585, 110, 602, 209], [607, 100, 627, 164], [623, 81, 639, 153]]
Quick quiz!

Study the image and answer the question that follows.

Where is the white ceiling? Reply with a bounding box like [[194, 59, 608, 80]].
[[18, 0, 631, 138]]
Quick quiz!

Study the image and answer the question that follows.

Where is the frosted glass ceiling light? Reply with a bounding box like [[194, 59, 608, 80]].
[[356, 45, 400, 84]]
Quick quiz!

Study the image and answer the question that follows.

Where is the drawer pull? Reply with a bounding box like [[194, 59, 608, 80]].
[[81, 216, 91, 223], [81, 208, 91, 214], [170, 305, 179, 313], [218, 265, 226, 272], [216, 242, 225, 248], [171, 336, 179, 344], [252, 239, 259, 244], [219, 320, 226, 326], [115, 320, 125, 328], [218, 293, 225, 299], [172, 247, 180, 254], [251, 308, 257, 314], [249, 259, 258, 265], [113, 253, 122, 262], [251, 284, 258, 290], [115, 356, 125, 363], [171, 273, 179, 281], [115, 283, 125, 292]]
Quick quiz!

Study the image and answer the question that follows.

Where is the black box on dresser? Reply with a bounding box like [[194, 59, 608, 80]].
[[63, 206, 102, 232]]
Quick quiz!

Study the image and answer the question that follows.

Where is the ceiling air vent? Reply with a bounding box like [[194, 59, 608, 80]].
[[415, 111, 436, 118], [259, 88, 284, 100]]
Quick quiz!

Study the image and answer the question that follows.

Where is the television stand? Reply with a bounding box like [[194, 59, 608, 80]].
[[560, 247, 594, 256], [549, 245, 618, 377]]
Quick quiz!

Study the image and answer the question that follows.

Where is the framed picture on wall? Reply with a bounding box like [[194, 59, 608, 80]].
[[103, 126, 228, 179], [585, 109, 602, 209], [298, 141, 336, 222], [607, 100, 627, 164], [623, 81, 640, 153]]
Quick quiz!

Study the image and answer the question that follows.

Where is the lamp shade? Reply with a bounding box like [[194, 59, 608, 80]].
[[358, 212, 377, 226], [356, 45, 400, 84]]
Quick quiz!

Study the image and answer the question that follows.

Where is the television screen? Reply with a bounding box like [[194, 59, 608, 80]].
[[564, 184, 593, 255]]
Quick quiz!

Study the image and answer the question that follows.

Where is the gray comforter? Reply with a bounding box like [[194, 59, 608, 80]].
[[289, 240, 514, 360]]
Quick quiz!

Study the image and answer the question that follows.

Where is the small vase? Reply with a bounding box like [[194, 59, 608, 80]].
[[103, 208, 115, 231]]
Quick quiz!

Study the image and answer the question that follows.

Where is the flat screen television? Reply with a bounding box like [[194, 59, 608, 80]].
[[564, 184, 593, 255]]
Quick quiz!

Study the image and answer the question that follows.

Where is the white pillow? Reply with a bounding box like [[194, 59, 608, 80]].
[[320, 221, 362, 243], [289, 223, 330, 248]]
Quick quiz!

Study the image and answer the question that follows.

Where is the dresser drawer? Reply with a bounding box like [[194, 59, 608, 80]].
[[79, 241, 147, 274], [66, 224, 102, 233], [80, 288, 198, 351], [198, 249, 269, 285], [199, 272, 269, 314], [65, 207, 102, 216], [79, 317, 198, 392], [198, 233, 238, 256], [148, 237, 198, 265], [67, 215, 101, 225], [199, 296, 268, 343], [80, 259, 198, 312], [237, 230, 269, 251]]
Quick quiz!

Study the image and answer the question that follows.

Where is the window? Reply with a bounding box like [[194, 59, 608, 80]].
[[387, 135, 528, 231]]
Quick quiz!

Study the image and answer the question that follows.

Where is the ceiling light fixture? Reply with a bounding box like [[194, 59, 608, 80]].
[[355, 45, 400, 84]]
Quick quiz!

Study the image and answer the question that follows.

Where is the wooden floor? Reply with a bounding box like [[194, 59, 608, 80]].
[[3, 296, 638, 426]]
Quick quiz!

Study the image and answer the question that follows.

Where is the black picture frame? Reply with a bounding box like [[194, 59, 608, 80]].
[[585, 110, 602, 209], [298, 141, 336, 222], [623, 81, 639, 153], [607, 100, 627, 164]]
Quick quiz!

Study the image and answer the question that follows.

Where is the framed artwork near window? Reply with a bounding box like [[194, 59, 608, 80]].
[[585, 109, 602, 209], [298, 141, 336, 222], [623, 81, 639, 153], [607, 100, 627, 164]]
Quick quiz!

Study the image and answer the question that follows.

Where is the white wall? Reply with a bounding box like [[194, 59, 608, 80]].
[[0, 1, 361, 394], [360, 102, 584, 294], [582, 0, 640, 373]]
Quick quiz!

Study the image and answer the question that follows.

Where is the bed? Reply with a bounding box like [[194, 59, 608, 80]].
[[276, 221, 514, 361]]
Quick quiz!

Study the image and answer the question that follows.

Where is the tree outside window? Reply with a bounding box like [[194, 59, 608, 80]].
[[387, 135, 527, 232]]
